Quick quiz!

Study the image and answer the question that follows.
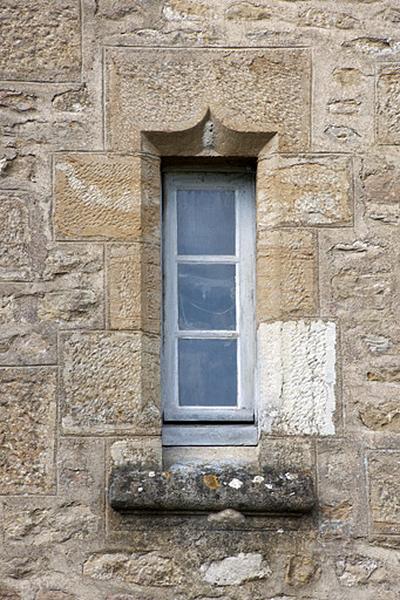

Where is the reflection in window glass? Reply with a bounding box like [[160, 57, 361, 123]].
[[178, 263, 236, 331]]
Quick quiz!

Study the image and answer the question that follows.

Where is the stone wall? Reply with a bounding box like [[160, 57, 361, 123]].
[[0, 1, 399, 598]]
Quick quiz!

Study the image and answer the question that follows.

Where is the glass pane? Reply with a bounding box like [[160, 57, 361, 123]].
[[178, 339, 237, 406], [177, 189, 235, 255], [178, 264, 236, 330]]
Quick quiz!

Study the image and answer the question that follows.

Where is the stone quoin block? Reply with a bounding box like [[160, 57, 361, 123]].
[[106, 48, 311, 152], [60, 331, 160, 435], [258, 320, 336, 436], [0, 367, 56, 494], [257, 154, 353, 228], [54, 153, 160, 242], [0, 0, 81, 82], [107, 243, 160, 334], [257, 229, 316, 321]]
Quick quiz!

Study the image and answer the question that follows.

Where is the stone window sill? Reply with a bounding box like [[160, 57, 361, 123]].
[[109, 464, 315, 515]]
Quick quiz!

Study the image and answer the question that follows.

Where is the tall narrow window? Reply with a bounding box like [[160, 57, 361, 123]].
[[162, 171, 256, 446]]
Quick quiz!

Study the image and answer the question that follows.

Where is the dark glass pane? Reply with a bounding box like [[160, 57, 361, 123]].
[[178, 264, 236, 330], [178, 339, 237, 406], [177, 189, 235, 255]]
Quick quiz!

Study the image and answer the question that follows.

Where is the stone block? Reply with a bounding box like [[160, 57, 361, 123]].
[[60, 331, 160, 434], [334, 553, 386, 587], [285, 553, 321, 587], [3, 498, 100, 545], [109, 438, 162, 470], [106, 48, 311, 152], [0, 284, 56, 365], [360, 151, 400, 225], [107, 243, 160, 334], [257, 230, 316, 321], [311, 47, 374, 152], [0, 192, 46, 281], [58, 437, 105, 504], [257, 437, 314, 473], [54, 153, 160, 242], [257, 155, 353, 228], [39, 243, 104, 329], [377, 64, 400, 144], [319, 229, 395, 321], [0, 0, 81, 82], [356, 387, 400, 432], [0, 588, 20, 600], [83, 551, 184, 587], [0, 367, 56, 494], [0, 244, 103, 366], [367, 450, 400, 535], [317, 439, 367, 538], [201, 553, 270, 586], [258, 320, 336, 436]]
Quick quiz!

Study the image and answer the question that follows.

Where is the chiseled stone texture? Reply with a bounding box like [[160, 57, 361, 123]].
[[106, 48, 311, 152], [0, 192, 46, 281], [317, 439, 367, 538], [54, 153, 160, 242], [257, 154, 353, 228], [83, 551, 184, 587], [367, 450, 400, 535], [60, 331, 160, 434], [0, 0, 81, 82], [257, 230, 316, 321], [0, 367, 56, 494], [377, 64, 400, 145], [109, 438, 162, 470], [0, 244, 103, 365], [258, 320, 336, 435], [3, 497, 100, 545], [360, 150, 400, 225], [107, 243, 160, 334]]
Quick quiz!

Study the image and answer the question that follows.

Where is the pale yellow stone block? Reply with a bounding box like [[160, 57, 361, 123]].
[[54, 153, 160, 242], [107, 243, 160, 334], [257, 229, 316, 321], [257, 154, 353, 228]]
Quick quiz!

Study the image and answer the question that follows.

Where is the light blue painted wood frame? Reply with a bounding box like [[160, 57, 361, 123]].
[[162, 171, 257, 445]]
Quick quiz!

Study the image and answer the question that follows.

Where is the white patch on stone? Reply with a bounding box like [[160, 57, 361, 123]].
[[148, 471, 155, 478], [201, 552, 270, 586], [253, 475, 264, 484], [257, 320, 336, 435], [56, 162, 133, 213], [228, 478, 243, 489]]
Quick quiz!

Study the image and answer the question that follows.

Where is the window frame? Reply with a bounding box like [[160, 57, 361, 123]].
[[161, 169, 257, 446]]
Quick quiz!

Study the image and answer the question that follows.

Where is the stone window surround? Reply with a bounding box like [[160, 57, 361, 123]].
[[54, 47, 354, 513], [103, 116, 325, 514], [55, 112, 348, 513]]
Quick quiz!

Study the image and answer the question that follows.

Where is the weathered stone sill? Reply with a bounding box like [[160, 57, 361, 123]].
[[109, 465, 315, 515]]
